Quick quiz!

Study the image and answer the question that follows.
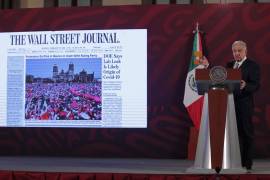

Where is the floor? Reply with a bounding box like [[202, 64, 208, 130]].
[[0, 157, 269, 174]]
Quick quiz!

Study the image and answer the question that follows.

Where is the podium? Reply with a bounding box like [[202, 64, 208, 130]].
[[186, 67, 247, 174]]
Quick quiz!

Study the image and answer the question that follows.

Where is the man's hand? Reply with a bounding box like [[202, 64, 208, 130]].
[[240, 80, 246, 90], [199, 56, 209, 68]]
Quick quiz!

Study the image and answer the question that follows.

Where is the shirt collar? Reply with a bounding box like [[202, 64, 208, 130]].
[[235, 57, 247, 67]]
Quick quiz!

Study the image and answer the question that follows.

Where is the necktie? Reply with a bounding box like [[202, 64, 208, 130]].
[[234, 62, 239, 69]]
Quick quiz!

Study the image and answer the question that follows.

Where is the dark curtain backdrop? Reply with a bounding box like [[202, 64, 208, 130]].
[[0, 4, 269, 158]]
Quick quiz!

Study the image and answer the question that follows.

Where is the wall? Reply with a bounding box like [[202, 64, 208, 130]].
[[0, 4, 269, 158]]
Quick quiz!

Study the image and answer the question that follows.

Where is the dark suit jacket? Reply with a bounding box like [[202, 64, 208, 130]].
[[226, 58, 260, 137]]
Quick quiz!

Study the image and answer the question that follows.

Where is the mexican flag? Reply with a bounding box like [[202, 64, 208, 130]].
[[183, 29, 205, 130]]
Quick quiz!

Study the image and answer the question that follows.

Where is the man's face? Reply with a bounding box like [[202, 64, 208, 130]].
[[232, 44, 247, 61]]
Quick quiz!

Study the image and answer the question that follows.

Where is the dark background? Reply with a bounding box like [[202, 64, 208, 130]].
[[0, 4, 269, 158]]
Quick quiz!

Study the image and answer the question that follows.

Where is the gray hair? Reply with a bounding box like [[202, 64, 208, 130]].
[[232, 40, 247, 50]]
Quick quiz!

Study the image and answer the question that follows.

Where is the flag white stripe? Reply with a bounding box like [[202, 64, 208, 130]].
[[183, 65, 204, 106]]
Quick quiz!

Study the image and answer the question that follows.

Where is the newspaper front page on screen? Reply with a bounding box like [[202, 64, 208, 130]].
[[0, 29, 147, 128]]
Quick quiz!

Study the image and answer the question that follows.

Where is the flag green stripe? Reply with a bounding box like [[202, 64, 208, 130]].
[[188, 32, 198, 72]]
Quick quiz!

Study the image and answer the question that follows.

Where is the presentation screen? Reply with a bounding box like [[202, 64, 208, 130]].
[[0, 29, 147, 128]]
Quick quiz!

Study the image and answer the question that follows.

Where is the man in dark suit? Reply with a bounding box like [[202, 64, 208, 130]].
[[226, 40, 260, 171]]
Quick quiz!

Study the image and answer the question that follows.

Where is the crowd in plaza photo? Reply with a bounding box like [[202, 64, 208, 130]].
[[25, 82, 102, 120]]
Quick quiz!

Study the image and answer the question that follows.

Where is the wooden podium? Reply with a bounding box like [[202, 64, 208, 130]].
[[186, 67, 247, 174]]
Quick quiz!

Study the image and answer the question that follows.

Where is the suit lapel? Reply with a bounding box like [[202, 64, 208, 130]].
[[239, 59, 249, 80], [239, 59, 249, 70]]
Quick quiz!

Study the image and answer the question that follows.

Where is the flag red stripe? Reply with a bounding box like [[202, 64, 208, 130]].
[[198, 32, 202, 51], [186, 96, 204, 130]]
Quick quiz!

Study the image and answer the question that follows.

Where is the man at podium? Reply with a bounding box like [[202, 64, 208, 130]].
[[226, 40, 260, 171], [201, 40, 260, 172]]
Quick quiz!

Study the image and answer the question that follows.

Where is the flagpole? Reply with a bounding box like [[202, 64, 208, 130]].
[[193, 22, 204, 34], [193, 22, 199, 34]]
